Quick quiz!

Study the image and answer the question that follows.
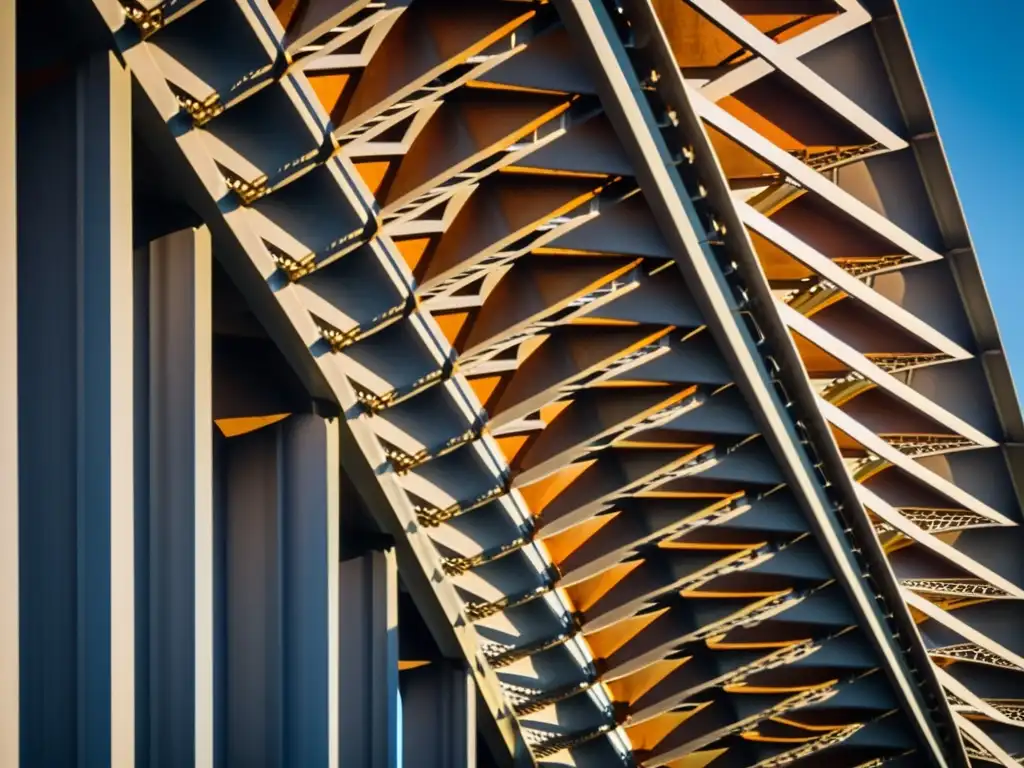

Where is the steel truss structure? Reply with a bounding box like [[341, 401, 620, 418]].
[[4, 0, 1024, 766]]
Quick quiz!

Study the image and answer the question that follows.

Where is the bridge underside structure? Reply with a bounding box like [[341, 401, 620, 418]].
[[4, 0, 1024, 766]]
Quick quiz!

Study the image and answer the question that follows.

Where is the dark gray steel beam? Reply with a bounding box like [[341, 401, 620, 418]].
[[219, 415, 340, 767], [550, 1, 956, 766], [17, 49, 135, 765], [0, 0, 16, 762], [339, 548, 400, 768], [284, 417, 341, 768], [136, 227, 214, 766]]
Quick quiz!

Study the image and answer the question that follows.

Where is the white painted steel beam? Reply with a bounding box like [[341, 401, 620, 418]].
[[692, 89, 946, 265], [858, 486, 1022, 599], [684, 0, 905, 150], [779, 302, 994, 447], [820, 400, 1012, 526], [555, 1, 954, 764], [700, 0, 872, 100], [740, 203, 971, 362], [904, 590, 1024, 673], [16, 50, 135, 765], [953, 714, 1019, 768]]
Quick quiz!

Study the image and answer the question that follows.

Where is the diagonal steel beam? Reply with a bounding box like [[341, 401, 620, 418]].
[[682, 0, 905, 149], [550, 1, 962, 765], [698, 0, 872, 101], [85, 2, 534, 764]]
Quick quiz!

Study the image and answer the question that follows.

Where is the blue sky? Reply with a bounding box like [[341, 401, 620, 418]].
[[900, 1, 1024, 388]]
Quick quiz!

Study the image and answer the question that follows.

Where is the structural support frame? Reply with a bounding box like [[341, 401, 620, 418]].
[[89, 2, 534, 760], [550, 0, 957, 765], [401, 660, 477, 768], [219, 414, 340, 768], [51, 0, 998, 764], [17, 47, 135, 765], [339, 547, 401, 768], [137, 227, 214, 767]]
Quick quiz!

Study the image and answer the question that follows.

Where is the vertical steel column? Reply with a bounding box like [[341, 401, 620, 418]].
[[400, 661, 477, 768], [222, 425, 282, 768], [221, 415, 339, 768], [17, 50, 134, 765], [139, 228, 214, 767], [339, 548, 400, 767], [0, 2, 16, 764], [283, 416, 340, 768]]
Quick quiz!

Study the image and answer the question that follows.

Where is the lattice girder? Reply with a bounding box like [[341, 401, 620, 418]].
[[89, 0, 1024, 764]]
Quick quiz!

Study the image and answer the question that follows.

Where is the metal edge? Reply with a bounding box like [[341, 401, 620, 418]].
[[551, 0, 964, 764], [870, 0, 1024, 485], [89, 5, 534, 764]]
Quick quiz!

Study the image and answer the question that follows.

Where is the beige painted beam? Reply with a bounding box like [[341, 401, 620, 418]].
[[0, 1, 16, 764]]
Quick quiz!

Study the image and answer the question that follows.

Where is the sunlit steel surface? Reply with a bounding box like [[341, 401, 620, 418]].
[[6, 0, 1024, 766]]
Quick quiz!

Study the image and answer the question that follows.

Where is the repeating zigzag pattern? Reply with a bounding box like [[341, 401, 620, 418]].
[[96, 0, 1024, 765], [628, 0, 1024, 764]]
